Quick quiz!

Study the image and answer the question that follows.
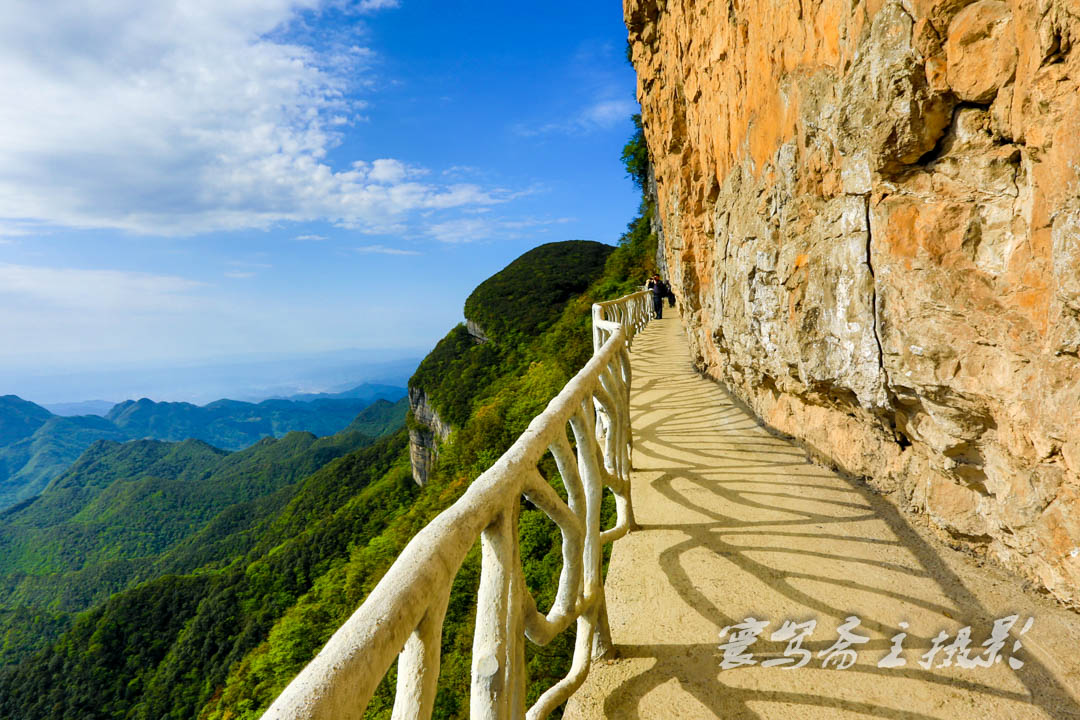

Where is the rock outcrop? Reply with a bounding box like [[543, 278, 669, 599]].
[[465, 319, 490, 344], [407, 387, 451, 486], [627, 0, 1080, 606]]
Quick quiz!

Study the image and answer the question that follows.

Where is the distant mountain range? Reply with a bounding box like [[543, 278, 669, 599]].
[[41, 400, 117, 417], [2, 350, 421, 408], [0, 387, 407, 513], [273, 382, 407, 404], [41, 382, 407, 417]]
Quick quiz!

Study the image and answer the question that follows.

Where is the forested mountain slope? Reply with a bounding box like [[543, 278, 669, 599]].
[[0, 428, 377, 666]]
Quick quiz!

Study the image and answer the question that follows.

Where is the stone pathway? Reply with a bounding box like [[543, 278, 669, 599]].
[[564, 315, 1080, 719]]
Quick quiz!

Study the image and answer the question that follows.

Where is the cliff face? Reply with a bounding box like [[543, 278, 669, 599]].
[[627, 0, 1080, 606], [407, 387, 451, 486]]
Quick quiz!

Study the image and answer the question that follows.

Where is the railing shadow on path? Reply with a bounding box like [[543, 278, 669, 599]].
[[580, 317, 1080, 720]]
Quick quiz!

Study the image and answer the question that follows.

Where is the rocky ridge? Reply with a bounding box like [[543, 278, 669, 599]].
[[626, 0, 1080, 606], [407, 386, 451, 486]]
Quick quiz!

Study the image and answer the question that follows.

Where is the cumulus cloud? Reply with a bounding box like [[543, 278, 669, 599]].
[[0, 0, 510, 236]]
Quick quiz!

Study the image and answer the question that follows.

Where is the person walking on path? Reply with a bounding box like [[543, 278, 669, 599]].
[[646, 274, 668, 320]]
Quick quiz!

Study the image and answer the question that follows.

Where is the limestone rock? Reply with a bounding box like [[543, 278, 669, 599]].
[[465, 319, 490, 344], [946, 0, 1017, 103], [407, 387, 450, 486], [627, 0, 1080, 607], [838, 3, 954, 173]]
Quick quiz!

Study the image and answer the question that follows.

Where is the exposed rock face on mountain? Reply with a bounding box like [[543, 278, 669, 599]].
[[465, 319, 491, 344], [408, 387, 451, 486], [627, 0, 1080, 606]]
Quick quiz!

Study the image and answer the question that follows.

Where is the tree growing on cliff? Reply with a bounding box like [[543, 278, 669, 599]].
[[620, 113, 650, 191]]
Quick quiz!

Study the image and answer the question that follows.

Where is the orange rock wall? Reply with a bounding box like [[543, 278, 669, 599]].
[[626, 0, 1080, 606]]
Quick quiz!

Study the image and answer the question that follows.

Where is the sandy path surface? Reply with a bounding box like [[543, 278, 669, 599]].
[[563, 316, 1080, 720]]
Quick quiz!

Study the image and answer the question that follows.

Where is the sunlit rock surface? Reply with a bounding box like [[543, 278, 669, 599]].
[[626, 0, 1080, 607]]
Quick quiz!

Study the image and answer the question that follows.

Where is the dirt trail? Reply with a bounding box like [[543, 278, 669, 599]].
[[564, 316, 1080, 719]]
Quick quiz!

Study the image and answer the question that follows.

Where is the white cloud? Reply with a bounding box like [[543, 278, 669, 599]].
[[442, 165, 480, 177], [356, 0, 400, 11], [580, 99, 638, 129], [294, 233, 328, 241], [0, 221, 39, 238], [0, 263, 205, 313], [515, 97, 637, 137], [0, 262, 267, 367], [368, 158, 409, 184], [0, 0, 513, 236], [504, 217, 574, 230], [427, 218, 494, 244], [426, 216, 574, 244], [354, 244, 420, 255], [225, 271, 257, 279]]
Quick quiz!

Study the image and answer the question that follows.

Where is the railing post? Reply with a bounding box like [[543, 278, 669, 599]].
[[392, 586, 452, 720], [592, 593, 615, 660], [472, 502, 525, 720], [592, 304, 603, 354]]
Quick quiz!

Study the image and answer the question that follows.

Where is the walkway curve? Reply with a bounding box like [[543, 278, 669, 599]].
[[564, 315, 1080, 719]]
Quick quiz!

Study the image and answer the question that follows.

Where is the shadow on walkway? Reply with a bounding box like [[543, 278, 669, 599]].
[[565, 317, 1080, 720]]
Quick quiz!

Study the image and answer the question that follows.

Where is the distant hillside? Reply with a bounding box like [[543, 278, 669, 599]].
[[279, 382, 406, 404], [0, 428, 414, 716], [0, 396, 51, 447], [106, 396, 381, 448], [463, 240, 614, 345], [42, 400, 115, 417], [0, 401, 132, 512], [0, 395, 407, 512], [343, 398, 408, 438], [0, 415, 131, 519], [411, 240, 615, 430]]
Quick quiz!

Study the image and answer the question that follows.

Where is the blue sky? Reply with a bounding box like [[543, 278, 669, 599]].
[[0, 1, 639, 402]]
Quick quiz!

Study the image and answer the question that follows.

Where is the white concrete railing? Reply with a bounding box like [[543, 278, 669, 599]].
[[592, 289, 651, 353], [262, 289, 654, 720]]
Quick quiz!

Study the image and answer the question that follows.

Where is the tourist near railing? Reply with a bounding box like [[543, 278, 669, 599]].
[[263, 289, 654, 720]]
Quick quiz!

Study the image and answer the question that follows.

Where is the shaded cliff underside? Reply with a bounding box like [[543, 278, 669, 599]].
[[627, 0, 1080, 607]]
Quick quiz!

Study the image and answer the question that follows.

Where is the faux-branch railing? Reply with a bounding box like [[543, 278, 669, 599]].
[[263, 289, 653, 720]]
